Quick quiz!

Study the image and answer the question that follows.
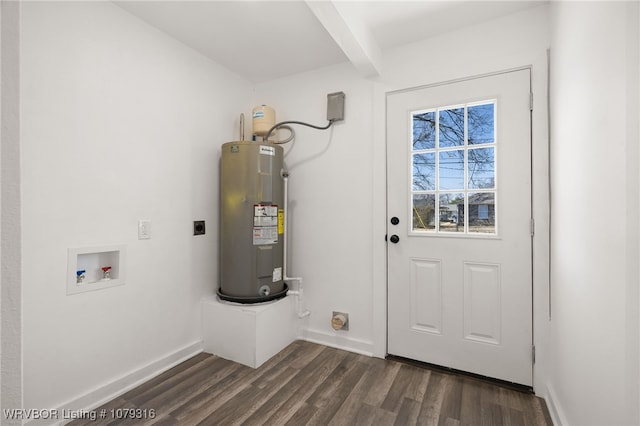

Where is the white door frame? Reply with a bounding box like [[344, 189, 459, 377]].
[[386, 67, 533, 385], [372, 64, 550, 394]]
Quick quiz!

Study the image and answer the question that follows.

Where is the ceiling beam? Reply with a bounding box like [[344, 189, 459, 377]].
[[305, 0, 381, 78]]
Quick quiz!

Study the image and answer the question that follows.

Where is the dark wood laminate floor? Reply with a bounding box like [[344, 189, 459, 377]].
[[68, 340, 553, 426]]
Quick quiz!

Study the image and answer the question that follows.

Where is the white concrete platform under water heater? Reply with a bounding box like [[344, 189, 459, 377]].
[[201, 294, 297, 368]]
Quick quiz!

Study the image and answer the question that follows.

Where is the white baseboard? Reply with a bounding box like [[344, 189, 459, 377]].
[[544, 383, 568, 426], [298, 327, 376, 357], [27, 341, 203, 426]]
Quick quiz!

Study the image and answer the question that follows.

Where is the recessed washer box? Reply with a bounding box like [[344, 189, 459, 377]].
[[67, 245, 126, 295]]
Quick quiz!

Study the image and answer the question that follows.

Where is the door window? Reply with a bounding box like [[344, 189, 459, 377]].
[[411, 101, 497, 235]]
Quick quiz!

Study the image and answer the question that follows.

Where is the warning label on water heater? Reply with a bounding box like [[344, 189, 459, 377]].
[[278, 209, 284, 235], [253, 204, 278, 245]]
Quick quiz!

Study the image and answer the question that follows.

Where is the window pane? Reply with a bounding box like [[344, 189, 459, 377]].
[[409, 100, 498, 236], [413, 194, 435, 231], [478, 204, 489, 219], [413, 153, 435, 191], [413, 111, 436, 150], [439, 193, 464, 233], [439, 107, 464, 147], [439, 150, 464, 190], [468, 192, 496, 234], [468, 103, 495, 145], [468, 147, 495, 189]]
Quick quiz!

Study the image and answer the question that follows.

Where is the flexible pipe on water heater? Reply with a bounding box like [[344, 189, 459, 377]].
[[283, 172, 310, 318]]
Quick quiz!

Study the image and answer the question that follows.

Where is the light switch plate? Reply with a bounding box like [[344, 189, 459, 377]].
[[138, 220, 151, 240]]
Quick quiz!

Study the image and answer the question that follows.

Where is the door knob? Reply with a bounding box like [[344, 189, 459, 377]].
[[389, 234, 400, 244]]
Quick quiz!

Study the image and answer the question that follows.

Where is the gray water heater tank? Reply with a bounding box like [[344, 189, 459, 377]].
[[218, 141, 288, 303]]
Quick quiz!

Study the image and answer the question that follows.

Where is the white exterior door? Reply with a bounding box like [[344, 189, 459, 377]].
[[387, 69, 533, 386]]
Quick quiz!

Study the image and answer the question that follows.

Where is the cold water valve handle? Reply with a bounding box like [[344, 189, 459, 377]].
[[76, 269, 86, 284], [101, 266, 112, 280]]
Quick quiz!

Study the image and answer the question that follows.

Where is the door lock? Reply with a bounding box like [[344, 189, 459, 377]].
[[391, 217, 400, 225], [389, 234, 400, 244]]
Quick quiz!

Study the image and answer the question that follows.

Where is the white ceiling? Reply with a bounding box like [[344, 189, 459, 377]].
[[114, 1, 546, 83]]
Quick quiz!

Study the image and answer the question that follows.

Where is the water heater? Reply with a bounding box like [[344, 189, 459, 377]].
[[218, 141, 288, 303]]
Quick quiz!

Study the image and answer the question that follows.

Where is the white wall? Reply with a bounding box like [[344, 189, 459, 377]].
[[254, 4, 552, 371], [548, 2, 640, 425], [1, 0, 23, 421], [20, 1, 251, 411]]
